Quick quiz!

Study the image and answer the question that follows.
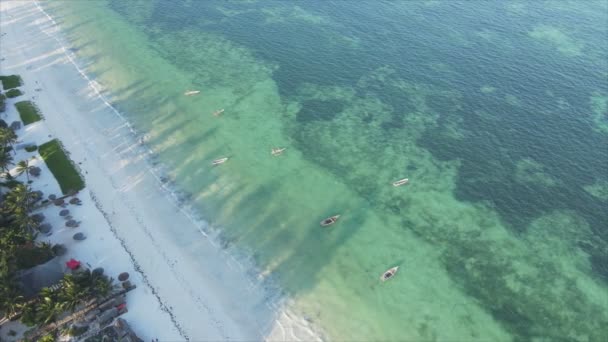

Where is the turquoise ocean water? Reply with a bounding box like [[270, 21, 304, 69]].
[[43, 1, 607, 340]]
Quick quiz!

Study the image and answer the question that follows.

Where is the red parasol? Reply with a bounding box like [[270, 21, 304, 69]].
[[66, 258, 81, 270]]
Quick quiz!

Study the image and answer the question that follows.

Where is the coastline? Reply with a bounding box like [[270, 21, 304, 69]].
[[1, 1, 321, 340]]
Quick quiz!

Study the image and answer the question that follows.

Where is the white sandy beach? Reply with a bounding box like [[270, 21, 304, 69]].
[[0, 1, 321, 340]]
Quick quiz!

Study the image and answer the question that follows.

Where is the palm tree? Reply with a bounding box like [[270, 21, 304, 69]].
[[39, 334, 56, 342], [0, 277, 23, 318], [75, 269, 96, 298], [3, 184, 34, 215], [58, 274, 86, 312], [93, 276, 115, 297], [3, 185, 38, 235], [19, 302, 38, 326], [0, 127, 17, 154], [15, 159, 31, 183], [36, 288, 60, 325], [0, 147, 13, 178], [1, 292, 25, 319], [11, 214, 37, 236]]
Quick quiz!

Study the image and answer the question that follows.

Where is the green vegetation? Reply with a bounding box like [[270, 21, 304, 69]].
[[0, 127, 17, 177], [39, 139, 85, 194], [0, 75, 23, 90], [0, 179, 21, 189], [39, 334, 56, 342], [0, 93, 6, 112], [16, 159, 33, 183], [0, 183, 50, 318], [20, 270, 115, 327], [25, 145, 38, 152], [0, 109, 115, 335], [15, 101, 42, 125], [6, 88, 23, 98], [15, 243, 54, 269]]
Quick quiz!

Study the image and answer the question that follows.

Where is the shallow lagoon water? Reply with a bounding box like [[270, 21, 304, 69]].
[[45, 1, 608, 340]]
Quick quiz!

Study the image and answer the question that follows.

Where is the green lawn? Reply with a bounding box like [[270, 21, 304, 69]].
[[39, 139, 85, 194], [6, 88, 23, 98], [15, 101, 42, 125], [0, 75, 23, 89], [0, 93, 5, 112]]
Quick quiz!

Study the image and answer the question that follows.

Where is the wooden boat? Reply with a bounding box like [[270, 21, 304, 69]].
[[392, 178, 409, 187], [213, 109, 225, 116], [271, 147, 286, 156], [212, 157, 229, 166], [184, 90, 200, 96], [320, 215, 340, 227], [380, 266, 399, 281]]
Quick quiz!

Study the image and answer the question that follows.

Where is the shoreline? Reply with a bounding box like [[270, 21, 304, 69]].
[[1, 1, 321, 340]]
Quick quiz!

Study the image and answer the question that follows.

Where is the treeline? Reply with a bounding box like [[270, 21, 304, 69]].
[[0, 79, 113, 334]]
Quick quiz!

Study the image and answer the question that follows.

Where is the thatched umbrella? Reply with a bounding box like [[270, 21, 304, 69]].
[[65, 219, 79, 228], [29, 166, 41, 177], [118, 272, 129, 281], [31, 213, 45, 223], [66, 258, 81, 270], [59, 209, 70, 216], [54, 198, 64, 206], [73, 232, 86, 241], [52, 244, 67, 256], [48, 194, 57, 200], [38, 223, 52, 234], [69, 197, 82, 205]]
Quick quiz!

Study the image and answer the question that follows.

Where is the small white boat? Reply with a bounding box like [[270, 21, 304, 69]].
[[392, 178, 409, 187], [212, 157, 229, 166], [271, 147, 286, 156], [213, 109, 225, 116], [184, 90, 200, 96], [320, 215, 340, 227], [380, 266, 399, 281]]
